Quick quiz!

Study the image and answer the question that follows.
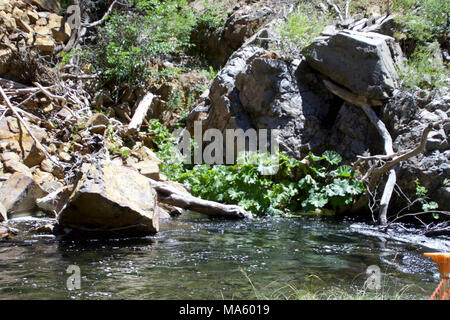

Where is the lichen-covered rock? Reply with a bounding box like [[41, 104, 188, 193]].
[[58, 161, 160, 236]]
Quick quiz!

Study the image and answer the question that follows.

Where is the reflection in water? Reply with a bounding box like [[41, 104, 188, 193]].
[[0, 214, 447, 299]]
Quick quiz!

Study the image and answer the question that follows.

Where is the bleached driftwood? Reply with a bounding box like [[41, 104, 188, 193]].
[[324, 80, 431, 226], [148, 179, 253, 219], [128, 92, 154, 133]]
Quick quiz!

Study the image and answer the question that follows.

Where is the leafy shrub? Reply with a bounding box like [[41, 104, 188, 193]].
[[194, 0, 228, 31], [392, 0, 450, 42], [148, 120, 365, 216], [87, 0, 196, 86], [398, 42, 449, 89]]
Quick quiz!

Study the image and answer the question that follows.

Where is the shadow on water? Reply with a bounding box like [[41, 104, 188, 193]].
[[0, 213, 447, 299]]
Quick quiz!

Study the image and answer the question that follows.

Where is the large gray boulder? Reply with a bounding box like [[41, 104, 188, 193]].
[[58, 161, 160, 236], [187, 45, 376, 160], [303, 30, 403, 101]]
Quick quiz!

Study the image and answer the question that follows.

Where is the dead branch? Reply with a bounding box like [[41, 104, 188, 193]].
[[0, 86, 60, 166], [127, 92, 154, 133], [148, 179, 253, 219], [325, 0, 343, 21], [82, 0, 120, 28]]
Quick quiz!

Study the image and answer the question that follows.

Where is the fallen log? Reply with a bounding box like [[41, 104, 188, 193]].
[[128, 92, 154, 133], [149, 179, 253, 220]]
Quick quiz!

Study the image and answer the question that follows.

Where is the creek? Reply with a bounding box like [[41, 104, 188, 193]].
[[0, 213, 448, 299]]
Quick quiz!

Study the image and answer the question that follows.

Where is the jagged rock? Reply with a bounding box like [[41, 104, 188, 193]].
[[303, 30, 403, 101], [188, 46, 342, 159], [0, 172, 47, 219], [190, 1, 276, 68], [34, 34, 55, 52], [223, 5, 274, 51], [0, 151, 20, 162], [40, 158, 53, 172], [23, 142, 45, 167], [36, 186, 71, 215], [30, 0, 60, 13], [362, 15, 400, 37], [58, 151, 71, 162], [131, 160, 160, 180], [3, 159, 32, 176], [86, 113, 109, 134], [381, 89, 450, 211], [33, 168, 55, 184], [58, 161, 160, 236], [135, 146, 161, 164]]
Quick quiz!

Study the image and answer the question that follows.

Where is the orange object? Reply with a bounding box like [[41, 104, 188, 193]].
[[424, 253, 450, 300]]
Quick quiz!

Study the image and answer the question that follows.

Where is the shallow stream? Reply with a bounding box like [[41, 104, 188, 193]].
[[1, 214, 448, 299]]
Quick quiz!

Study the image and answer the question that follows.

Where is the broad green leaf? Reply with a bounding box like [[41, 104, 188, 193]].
[[322, 150, 342, 165]]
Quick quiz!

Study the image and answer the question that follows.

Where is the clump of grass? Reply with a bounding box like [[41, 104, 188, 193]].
[[239, 268, 425, 300], [278, 3, 332, 52], [398, 42, 449, 90]]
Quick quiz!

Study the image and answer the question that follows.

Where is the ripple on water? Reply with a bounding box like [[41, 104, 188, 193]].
[[0, 215, 445, 299]]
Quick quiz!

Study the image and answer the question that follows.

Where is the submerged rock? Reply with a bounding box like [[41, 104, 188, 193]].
[[58, 161, 160, 236]]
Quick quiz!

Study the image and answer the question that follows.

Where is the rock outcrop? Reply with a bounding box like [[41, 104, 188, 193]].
[[187, 44, 380, 160], [382, 88, 450, 210]]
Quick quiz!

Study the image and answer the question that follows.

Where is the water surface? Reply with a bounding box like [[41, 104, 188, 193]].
[[0, 214, 448, 300]]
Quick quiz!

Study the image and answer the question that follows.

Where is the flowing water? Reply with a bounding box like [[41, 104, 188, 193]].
[[0, 213, 449, 300]]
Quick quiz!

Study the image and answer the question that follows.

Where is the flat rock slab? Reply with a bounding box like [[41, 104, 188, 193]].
[[58, 161, 159, 236]]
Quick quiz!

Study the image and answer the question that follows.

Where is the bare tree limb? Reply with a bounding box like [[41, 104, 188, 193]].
[[128, 92, 154, 133], [148, 179, 253, 219], [0, 86, 60, 166], [82, 0, 120, 28]]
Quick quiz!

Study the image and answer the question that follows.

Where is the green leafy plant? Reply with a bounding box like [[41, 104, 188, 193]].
[[86, 0, 196, 86], [194, 0, 228, 31], [147, 120, 366, 216], [415, 179, 439, 215]]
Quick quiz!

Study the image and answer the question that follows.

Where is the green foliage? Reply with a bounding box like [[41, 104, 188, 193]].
[[279, 3, 332, 50], [194, 0, 228, 31], [415, 179, 439, 215], [88, 0, 196, 86], [147, 120, 365, 216], [398, 42, 449, 89], [392, 0, 450, 42]]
